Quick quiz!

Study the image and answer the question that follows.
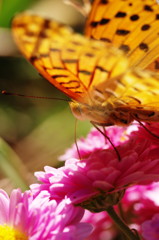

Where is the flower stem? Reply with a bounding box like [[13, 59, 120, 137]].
[[107, 206, 140, 240]]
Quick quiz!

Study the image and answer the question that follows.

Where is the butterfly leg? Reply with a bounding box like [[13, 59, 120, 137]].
[[63, 0, 91, 16], [102, 126, 108, 145], [91, 121, 121, 162], [136, 120, 159, 139]]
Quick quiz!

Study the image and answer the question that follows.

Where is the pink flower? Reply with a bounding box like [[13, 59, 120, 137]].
[[31, 130, 159, 211], [141, 214, 159, 240], [60, 125, 139, 160], [122, 183, 159, 225], [82, 210, 116, 240], [81, 183, 159, 240], [0, 189, 93, 239]]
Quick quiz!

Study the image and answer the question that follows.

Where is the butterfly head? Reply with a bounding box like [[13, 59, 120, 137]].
[[70, 100, 115, 126]]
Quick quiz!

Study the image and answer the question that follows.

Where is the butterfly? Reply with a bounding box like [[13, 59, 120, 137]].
[[12, 1, 159, 127]]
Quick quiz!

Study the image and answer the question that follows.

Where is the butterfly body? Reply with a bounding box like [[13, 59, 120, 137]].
[[12, 8, 159, 126], [70, 99, 133, 126], [70, 68, 159, 126]]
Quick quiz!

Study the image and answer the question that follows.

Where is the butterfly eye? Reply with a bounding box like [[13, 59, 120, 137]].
[[70, 101, 84, 121]]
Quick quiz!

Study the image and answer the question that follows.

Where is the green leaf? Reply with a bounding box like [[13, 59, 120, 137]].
[[0, 0, 36, 28], [0, 138, 29, 190]]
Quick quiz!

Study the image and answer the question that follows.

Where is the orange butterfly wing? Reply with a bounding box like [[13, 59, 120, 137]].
[[12, 13, 159, 126], [12, 14, 95, 103], [85, 0, 159, 71], [12, 14, 129, 102]]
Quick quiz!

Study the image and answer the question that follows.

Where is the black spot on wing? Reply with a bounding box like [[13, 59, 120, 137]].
[[119, 44, 130, 53], [100, 0, 108, 4], [100, 38, 111, 43], [100, 18, 110, 25], [141, 24, 150, 31], [130, 14, 139, 21], [144, 5, 153, 12], [115, 12, 127, 18], [116, 29, 130, 35], [139, 43, 149, 52], [90, 21, 98, 27]]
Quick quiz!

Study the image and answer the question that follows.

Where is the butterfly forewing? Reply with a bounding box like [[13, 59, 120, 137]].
[[12, 14, 89, 102]]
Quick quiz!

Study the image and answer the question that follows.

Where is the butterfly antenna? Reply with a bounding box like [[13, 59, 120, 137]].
[[2, 90, 70, 102], [136, 120, 159, 139], [74, 119, 82, 160], [91, 122, 121, 162]]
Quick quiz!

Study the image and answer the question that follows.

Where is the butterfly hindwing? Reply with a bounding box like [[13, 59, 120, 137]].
[[85, 0, 159, 70]]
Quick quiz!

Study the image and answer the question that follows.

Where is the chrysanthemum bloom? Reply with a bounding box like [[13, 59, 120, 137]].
[[122, 183, 159, 240], [141, 214, 159, 240], [0, 189, 92, 240], [31, 125, 159, 212], [122, 183, 159, 224], [60, 124, 139, 160], [81, 182, 159, 240]]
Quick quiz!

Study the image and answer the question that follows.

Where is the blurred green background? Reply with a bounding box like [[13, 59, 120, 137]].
[[0, 0, 91, 192]]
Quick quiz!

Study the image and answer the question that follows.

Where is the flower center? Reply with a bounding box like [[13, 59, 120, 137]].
[[0, 225, 27, 240]]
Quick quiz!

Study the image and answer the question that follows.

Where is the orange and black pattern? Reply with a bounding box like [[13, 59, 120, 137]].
[[85, 0, 159, 71]]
